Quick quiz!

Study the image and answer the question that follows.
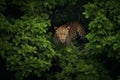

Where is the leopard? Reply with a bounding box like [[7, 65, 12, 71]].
[[53, 21, 86, 45]]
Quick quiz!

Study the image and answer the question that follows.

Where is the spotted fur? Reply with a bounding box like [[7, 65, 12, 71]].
[[53, 21, 86, 45]]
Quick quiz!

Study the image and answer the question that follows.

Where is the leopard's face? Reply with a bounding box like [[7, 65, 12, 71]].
[[55, 26, 70, 43]]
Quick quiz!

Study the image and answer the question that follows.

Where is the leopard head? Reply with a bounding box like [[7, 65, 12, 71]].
[[54, 26, 70, 43]]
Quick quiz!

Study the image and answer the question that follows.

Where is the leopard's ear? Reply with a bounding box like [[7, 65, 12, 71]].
[[67, 26, 70, 30], [54, 26, 57, 30]]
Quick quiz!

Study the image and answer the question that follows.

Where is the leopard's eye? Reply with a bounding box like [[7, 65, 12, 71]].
[[64, 34, 66, 35]]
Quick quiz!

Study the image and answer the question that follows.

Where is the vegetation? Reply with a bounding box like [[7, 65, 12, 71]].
[[0, 0, 120, 80]]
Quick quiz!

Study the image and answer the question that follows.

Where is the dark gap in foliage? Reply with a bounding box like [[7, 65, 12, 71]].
[[23, 73, 46, 80], [98, 54, 120, 80], [3, 0, 24, 19], [49, 57, 63, 72], [104, 58, 120, 80], [45, 57, 63, 74], [0, 57, 15, 80], [47, 64, 63, 73]]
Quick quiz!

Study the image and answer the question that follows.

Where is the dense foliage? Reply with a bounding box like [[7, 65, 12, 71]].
[[0, 0, 120, 80]]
